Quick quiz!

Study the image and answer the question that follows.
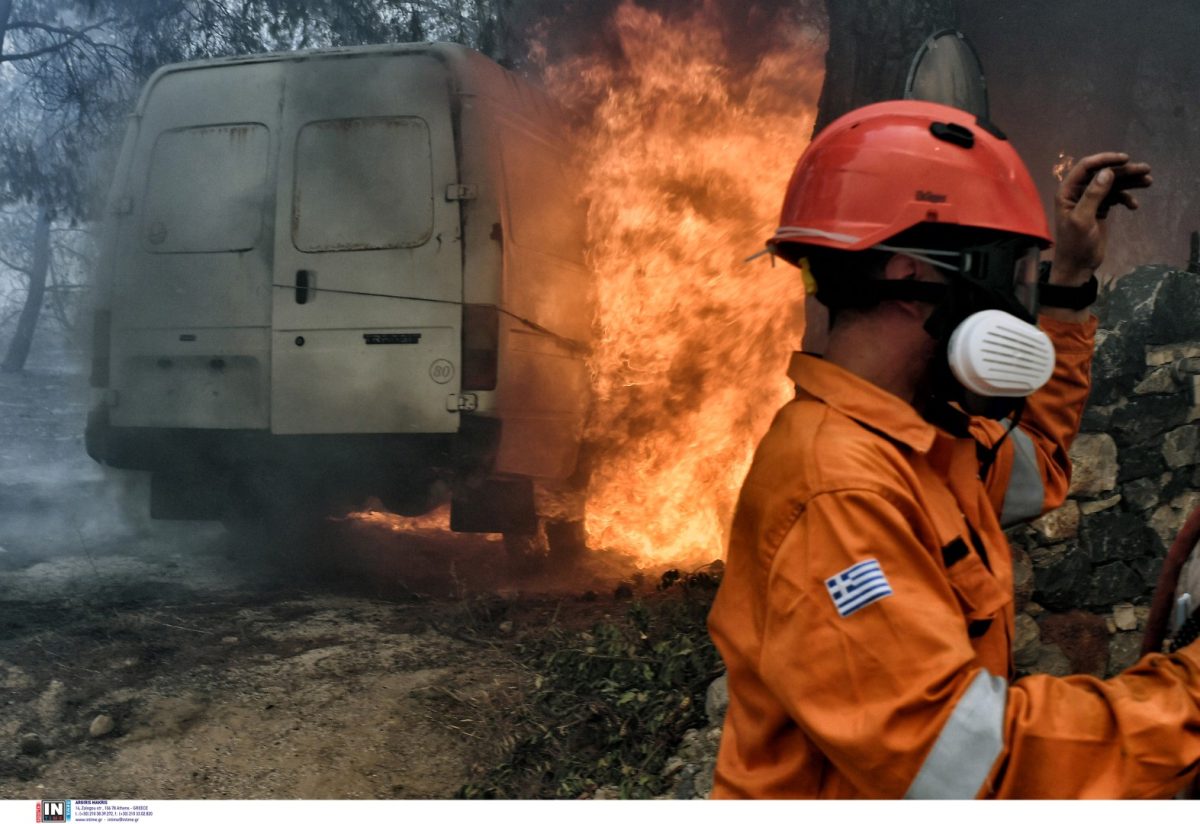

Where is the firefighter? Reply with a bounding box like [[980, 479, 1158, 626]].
[[705, 99, 1200, 799]]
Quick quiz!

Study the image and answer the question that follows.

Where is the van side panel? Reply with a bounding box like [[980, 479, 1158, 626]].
[[109, 64, 283, 430], [460, 94, 592, 481]]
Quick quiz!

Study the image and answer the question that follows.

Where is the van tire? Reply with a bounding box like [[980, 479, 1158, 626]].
[[544, 518, 588, 561], [503, 530, 548, 566], [503, 518, 587, 569]]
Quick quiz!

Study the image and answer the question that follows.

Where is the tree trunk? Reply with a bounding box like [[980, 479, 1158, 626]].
[[814, 0, 959, 135], [0, 0, 12, 56], [2, 207, 52, 373]]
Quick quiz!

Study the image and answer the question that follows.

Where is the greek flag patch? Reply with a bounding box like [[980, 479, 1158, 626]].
[[825, 558, 893, 617]]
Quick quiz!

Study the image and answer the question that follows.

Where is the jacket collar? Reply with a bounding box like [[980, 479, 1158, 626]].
[[787, 352, 938, 454]]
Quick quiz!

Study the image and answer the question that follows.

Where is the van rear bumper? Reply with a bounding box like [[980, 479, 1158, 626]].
[[87, 406, 507, 519], [87, 406, 477, 471]]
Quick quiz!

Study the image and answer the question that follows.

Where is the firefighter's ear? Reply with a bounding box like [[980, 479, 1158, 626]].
[[882, 253, 921, 281], [881, 253, 940, 320]]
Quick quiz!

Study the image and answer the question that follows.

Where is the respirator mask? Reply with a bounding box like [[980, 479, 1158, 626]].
[[875, 237, 1056, 416]]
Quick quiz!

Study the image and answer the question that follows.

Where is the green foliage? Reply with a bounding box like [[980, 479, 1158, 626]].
[[460, 568, 723, 799]]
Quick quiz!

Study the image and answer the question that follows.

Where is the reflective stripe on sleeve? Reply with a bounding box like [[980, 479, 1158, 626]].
[[999, 426, 1044, 527], [904, 670, 1008, 800]]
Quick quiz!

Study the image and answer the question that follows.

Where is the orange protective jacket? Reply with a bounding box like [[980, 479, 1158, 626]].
[[708, 315, 1200, 799]]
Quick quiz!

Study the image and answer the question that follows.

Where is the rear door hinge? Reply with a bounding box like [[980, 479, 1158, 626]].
[[445, 184, 477, 202], [446, 393, 478, 412]]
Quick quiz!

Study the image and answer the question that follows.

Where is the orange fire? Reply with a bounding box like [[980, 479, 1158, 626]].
[[338, 502, 452, 533], [540, 3, 825, 567]]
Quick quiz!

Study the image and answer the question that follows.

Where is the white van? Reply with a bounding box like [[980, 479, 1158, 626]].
[[85, 43, 592, 551]]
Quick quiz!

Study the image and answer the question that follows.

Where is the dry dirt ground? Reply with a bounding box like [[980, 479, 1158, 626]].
[[0, 368, 645, 799]]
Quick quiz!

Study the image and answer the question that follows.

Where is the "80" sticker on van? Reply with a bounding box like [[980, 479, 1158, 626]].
[[429, 359, 455, 384]]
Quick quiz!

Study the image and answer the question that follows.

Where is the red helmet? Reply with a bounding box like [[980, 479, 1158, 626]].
[[768, 100, 1051, 257]]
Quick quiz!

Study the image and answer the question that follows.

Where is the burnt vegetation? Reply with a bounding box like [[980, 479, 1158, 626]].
[[458, 568, 723, 799]]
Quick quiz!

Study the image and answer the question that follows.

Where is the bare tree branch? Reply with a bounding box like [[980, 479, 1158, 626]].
[[0, 253, 31, 276], [51, 224, 98, 236], [0, 19, 114, 64], [46, 258, 73, 330], [8, 20, 93, 37], [49, 244, 95, 268], [2, 41, 76, 62]]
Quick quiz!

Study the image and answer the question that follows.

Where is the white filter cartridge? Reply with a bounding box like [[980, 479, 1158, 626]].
[[946, 309, 1056, 398]]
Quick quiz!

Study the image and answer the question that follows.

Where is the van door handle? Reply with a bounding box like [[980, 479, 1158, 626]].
[[295, 270, 310, 304]]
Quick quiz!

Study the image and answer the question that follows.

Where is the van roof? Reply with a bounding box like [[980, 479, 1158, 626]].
[[135, 42, 559, 119]]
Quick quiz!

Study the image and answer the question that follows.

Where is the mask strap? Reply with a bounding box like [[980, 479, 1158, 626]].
[[978, 400, 1026, 481]]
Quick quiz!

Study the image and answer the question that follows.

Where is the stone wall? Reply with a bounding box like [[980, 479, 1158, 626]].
[[1008, 265, 1200, 677]]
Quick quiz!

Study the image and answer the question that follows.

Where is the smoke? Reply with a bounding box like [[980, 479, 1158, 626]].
[[513, 0, 825, 103], [964, 0, 1200, 275]]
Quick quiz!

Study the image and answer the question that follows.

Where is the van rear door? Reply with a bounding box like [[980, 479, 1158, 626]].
[[271, 53, 463, 435], [109, 62, 282, 431]]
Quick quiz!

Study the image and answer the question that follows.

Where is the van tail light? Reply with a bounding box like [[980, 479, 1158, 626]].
[[90, 309, 111, 388], [462, 304, 498, 391]]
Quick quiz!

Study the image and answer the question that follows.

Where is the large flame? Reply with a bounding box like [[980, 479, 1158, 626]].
[[540, 2, 824, 567]]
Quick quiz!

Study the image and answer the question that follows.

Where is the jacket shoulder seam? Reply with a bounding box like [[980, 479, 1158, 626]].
[[761, 483, 917, 553]]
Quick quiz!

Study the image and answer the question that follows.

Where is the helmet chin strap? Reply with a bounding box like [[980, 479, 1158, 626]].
[[818, 277, 949, 309]]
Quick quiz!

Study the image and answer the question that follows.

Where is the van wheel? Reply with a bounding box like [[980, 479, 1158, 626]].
[[503, 523, 548, 567], [503, 518, 587, 569], [544, 519, 588, 561]]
